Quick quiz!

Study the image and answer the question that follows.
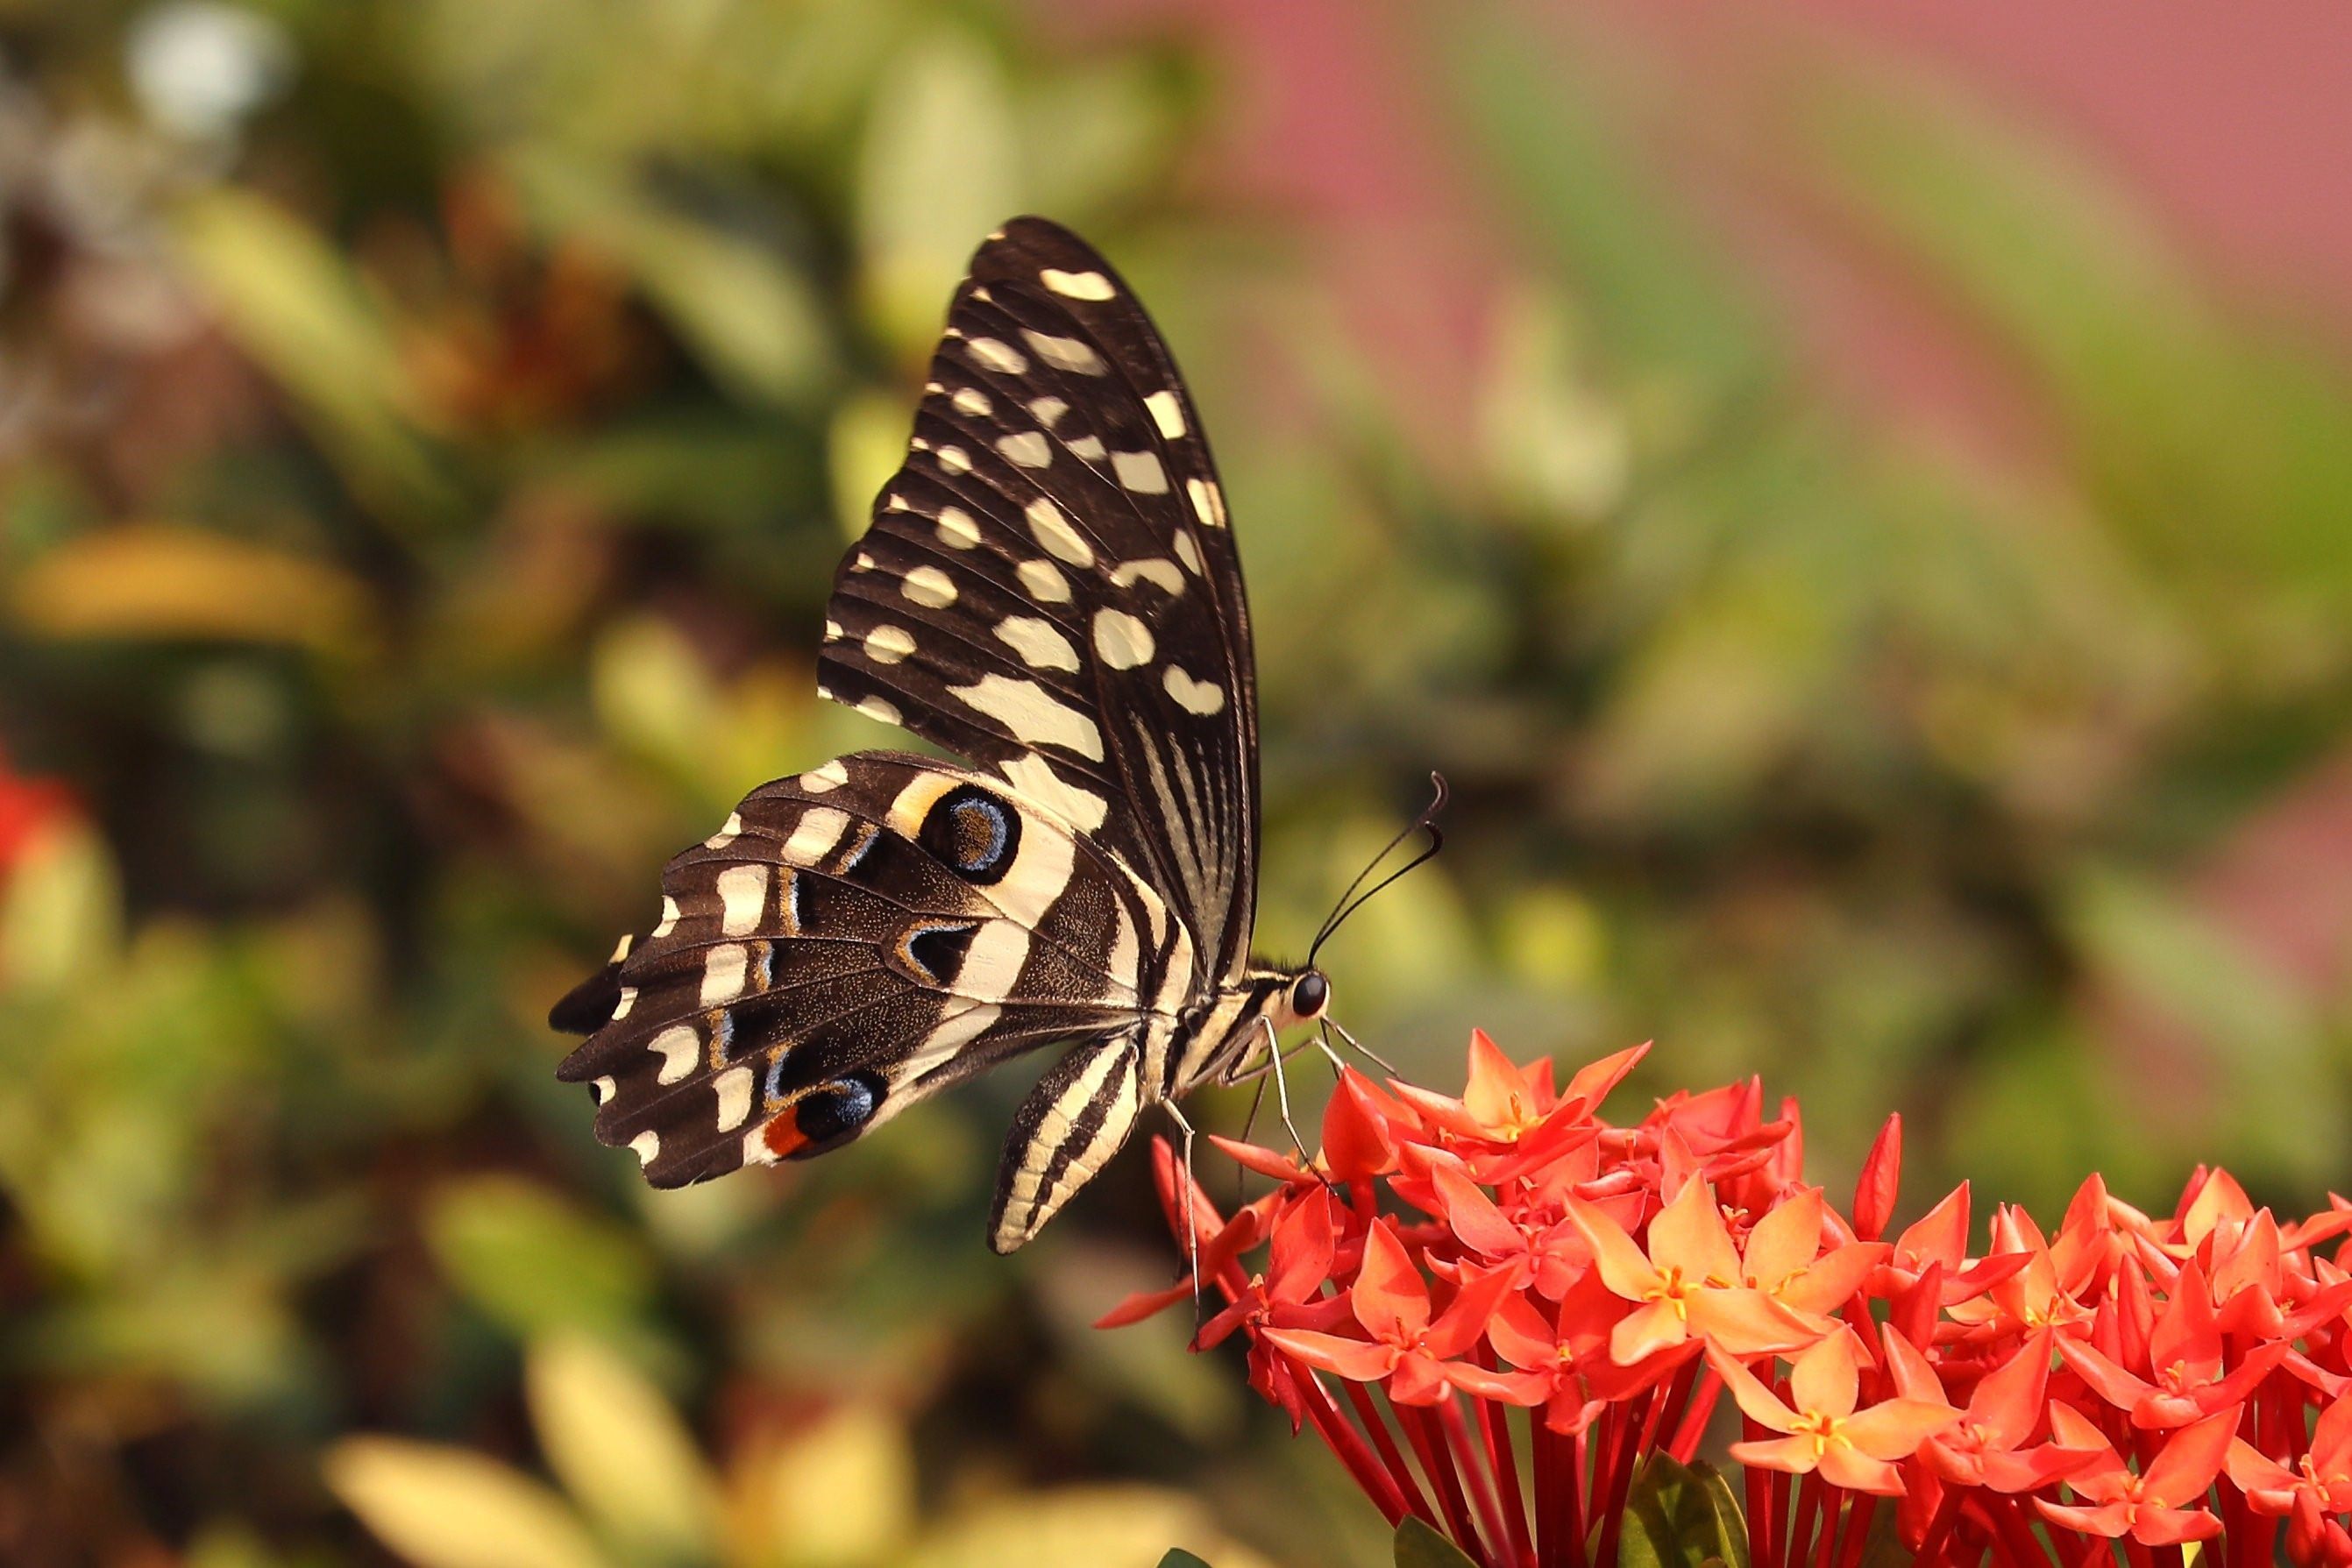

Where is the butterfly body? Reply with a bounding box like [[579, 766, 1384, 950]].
[[555, 218, 1327, 1251]]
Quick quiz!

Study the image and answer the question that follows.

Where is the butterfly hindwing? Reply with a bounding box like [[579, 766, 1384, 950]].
[[818, 217, 1261, 987], [552, 751, 1192, 1188]]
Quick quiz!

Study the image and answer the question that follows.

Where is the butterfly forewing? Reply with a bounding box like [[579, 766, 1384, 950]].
[[553, 751, 1189, 1187], [818, 218, 1261, 987]]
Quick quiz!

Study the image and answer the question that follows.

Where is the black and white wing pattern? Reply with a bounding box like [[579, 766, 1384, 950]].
[[814, 217, 1261, 987], [551, 753, 1185, 1195], [557, 219, 1305, 1253]]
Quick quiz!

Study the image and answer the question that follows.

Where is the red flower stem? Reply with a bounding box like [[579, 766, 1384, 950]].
[[1574, 1424, 1592, 1522], [1341, 1378, 1438, 1528], [1441, 1394, 1521, 1568], [1403, 1401, 1494, 1567], [1296, 1368, 1412, 1525], [1788, 1471, 1824, 1568], [1835, 1494, 1878, 1568], [1639, 1358, 1695, 1463], [1592, 1390, 1649, 1568], [1745, 1422, 1779, 1568], [1666, 1370, 1723, 1463], [1469, 1371, 1536, 1568], [1971, 1497, 2053, 1568], [2122, 1527, 2156, 1568], [1913, 1488, 1965, 1568], [1532, 1416, 1587, 1568]]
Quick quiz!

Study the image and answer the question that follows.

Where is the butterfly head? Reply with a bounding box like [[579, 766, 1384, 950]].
[[1286, 968, 1331, 1023]]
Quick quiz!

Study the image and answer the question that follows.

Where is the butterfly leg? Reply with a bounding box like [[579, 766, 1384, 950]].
[[988, 1035, 1143, 1254], [1324, 1016, 1403, 1079], [1161, 1096, 1204, 1315]]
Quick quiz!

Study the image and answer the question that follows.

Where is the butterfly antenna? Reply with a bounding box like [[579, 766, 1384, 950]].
[[1307, 773, 1450, 965]]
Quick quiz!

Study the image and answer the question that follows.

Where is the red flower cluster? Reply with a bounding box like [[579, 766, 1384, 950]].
[[1103, 1032, 2352, 1568]]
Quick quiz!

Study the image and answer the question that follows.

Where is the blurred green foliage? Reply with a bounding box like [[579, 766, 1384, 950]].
[[2, 1, 2349, 1564]]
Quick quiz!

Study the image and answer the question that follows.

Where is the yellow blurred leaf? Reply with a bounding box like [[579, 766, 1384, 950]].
[[10, 524, 374, 654], [323, 1437, 611, 1568], [591, 614, 727, 772], [829, 391, 913, 543], [735, 1402, 915, 1568], [0, 819, 119, 990], [856, 28, 1020, 357], [526, 1334, 717, 1558], [906, 1486, 1275, 1568]]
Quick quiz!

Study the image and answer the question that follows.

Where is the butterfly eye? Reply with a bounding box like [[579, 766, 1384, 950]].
[[796, 1073, 885, 1145], [919, 784, 1021, 884], [1290, 970, 1330, 1018]]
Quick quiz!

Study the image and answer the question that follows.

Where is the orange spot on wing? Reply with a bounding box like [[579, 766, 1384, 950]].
[[763, 1111, 810, 1160]]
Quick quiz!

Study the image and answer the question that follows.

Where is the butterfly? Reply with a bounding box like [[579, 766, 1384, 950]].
[[551, 217, 1432, 1252]]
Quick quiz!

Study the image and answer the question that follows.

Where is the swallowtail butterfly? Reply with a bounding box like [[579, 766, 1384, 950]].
[[553, 218, 1420, 1252]]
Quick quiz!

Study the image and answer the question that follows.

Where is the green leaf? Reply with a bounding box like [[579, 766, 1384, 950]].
[[323, 1437, 612, 1568], [525, 1334, 717, 1559], [1156, 1553, 1214, 1568], [1393, 1517, 1482, 1568], [424, 1177, 655, 1342], [1621, 1454, 1751, 1568]]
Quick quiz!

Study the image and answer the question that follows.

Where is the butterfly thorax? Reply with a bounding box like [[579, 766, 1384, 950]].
[[1160, 963, 1330, 1100]]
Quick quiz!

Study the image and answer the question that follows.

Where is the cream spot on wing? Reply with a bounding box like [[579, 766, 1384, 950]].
[[951, 386, 991, 417], [700, 944, 749, 1006], [998, 751, 1109, 833], [937, 445, 972, 475], [953, 674, 1104, 759], [1163, 665, 1227, 715], [935, 507, 981, 549], [713, 1065, 755, 1132], [856, 695, 901, 726], [996, 431, 1051, 469], [863, 624, 916, 663], [903, 566, 957, 608], [706, 811, 743, 848], [1173, 529, 1204, 574], [1021, 329, 1106, 375], [851, 551, 876, 572], [995, 615, 1080, 671], [1112, 451, 1167, 494], [651, 895, 679, 938], [650, 1023, 699, 1084], [592, 1075, 615, 1104], [800, 759, 849, 793], [629, 1130, 660, 1166], [958, 920, 1033, 1003], [1028, 396, 1067, 429], [1186, 477, 1228, 528], [1144, 390, 1187, 439], [1041, 267, 1115, 300], [1025, 496, 1094, 566], [823, 619, 843, 642], [611, 986, 636, 1020], [1067, 435, 1106, 463], [1017, 558, 1070, 602], [905, 1001, 999, 1078], [1111, 558, 1184, 595], [785, 807, 850, 863], [1092, 608, 1155, 669], [717, 863, 770, 936], [885, 492, 910, 511], [610, 933, 635, 962], [967, 337, 1027, 373]]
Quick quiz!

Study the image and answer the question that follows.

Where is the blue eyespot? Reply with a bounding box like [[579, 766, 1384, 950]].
[[919, 784, 1020, 884], [796, 1074, 883, 1144]]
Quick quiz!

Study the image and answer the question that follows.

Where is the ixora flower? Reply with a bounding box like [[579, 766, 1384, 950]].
[[1105, 1032, 2352, 1568]]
